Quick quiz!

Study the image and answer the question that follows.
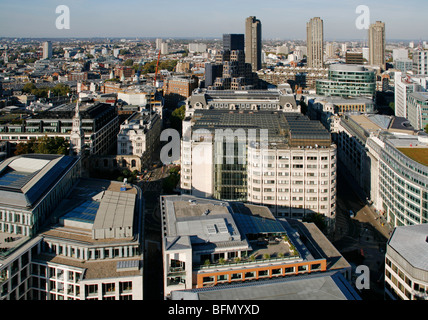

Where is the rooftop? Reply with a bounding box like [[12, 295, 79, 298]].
[[388, 224, 428, 271], [0, 154, 77, 208], [190, 110, 331, 147], [44, 178, 138, 243], [171, 271, 361, 300]]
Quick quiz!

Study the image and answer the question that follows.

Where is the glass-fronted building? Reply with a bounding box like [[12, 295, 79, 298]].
[[316, 64, 376, 98]]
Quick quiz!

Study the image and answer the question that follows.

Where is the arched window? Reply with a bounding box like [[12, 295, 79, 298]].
[[131, 160, 136, 167]]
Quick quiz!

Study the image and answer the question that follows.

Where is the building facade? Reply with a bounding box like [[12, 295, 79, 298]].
[[245, 16, 262, 72], [368, 21, 386, 70], [385, 224, 428, 300], [316, 64, 376, 98], [306, 17, 324, 69], [160, 195, 351, 298], [0, 178, 144, 300], [0, 102, 120, 156]]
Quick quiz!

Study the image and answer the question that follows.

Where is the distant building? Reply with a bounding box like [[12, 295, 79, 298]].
[[368, 21, 386, 70], [306, 17, 324, 69], [223, 34, 245, 52], [345, 52, 364, 65], [245, 16, 262, 72], [413, 49, 428, 75], [162, 75, 199, 108], [42, 41, 52, 60], [117, 110, 161, 167]]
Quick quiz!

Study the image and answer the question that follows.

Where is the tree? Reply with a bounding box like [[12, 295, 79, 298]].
[[425, 124, 428, 134], [14, 136, 69, 156], [170, 105, 186, 133], [124, 59, 134, 67], [303, 212, 327, 233]]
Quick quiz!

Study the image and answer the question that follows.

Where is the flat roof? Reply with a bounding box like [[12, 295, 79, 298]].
[[388, 224, 428, 271], [171, 271, 360, 300], [44, 178, 138, 243], [0, 154, 77, 208], [397, 148, 428, 166]]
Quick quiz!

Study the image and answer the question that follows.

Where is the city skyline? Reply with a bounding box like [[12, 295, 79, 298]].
[[0, 0, 427, 40]]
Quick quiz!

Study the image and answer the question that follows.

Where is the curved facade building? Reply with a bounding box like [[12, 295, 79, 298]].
[[316, 64, 376, 98]]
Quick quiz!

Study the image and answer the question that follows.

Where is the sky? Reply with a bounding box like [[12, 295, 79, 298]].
[[0, 0, 427, 40]]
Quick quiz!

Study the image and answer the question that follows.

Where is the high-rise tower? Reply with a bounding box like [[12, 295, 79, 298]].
[[368, 21, 386, 70], [245, 16, 262, 72], [306, 17, 324, 68]]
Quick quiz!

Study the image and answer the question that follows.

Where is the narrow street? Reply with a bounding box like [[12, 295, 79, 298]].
[[332, 173, 392, 300]]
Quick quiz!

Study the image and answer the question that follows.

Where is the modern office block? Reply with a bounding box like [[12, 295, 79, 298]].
[[407, 91, 428, 131], [413, 50, 428, 75], [223, 34, 244, 52], [181, 93, 336, 226], [0, 154, 80, 237], [160, 195, 351, 299], [0, 177, 144, 300], [316, 64, 376, 98]]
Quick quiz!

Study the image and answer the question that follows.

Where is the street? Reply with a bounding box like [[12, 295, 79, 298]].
[[332, 173, 391, 300]]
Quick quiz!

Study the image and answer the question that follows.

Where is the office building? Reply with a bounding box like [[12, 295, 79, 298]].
[[223, 34, 245, 52], [385, 224, 428, 300], [0, 102, 120, 156], [393, 48, 409, 62], [316, 64, 376, 98], [368, 21, 386, 70], [171, 270, 360, 300], [355, 127, 428, 228], [211, 50, 256, 90], [42, 41, 52, 60], [0, 154, 80, 237], [0, 177, 144, 300], [117, 110, 162, 167], [245, 16, 262, 72], [181, 95, 337, 225], [345, 52, 364, 65], [413, 50, 428, 75], [160, 195, 351, 298], [162, 75, 199, 108], [306, 17, 324, 69], [394, 72, 428, 118], [395, 59, 413, 74], [257, 66, 328, 90], [407, 91, 428, 131]]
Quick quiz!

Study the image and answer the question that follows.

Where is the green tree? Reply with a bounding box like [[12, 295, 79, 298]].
[[425, 124, 428, 134], [14, 136, 69, 156], [162, 167, 180, 194], [124, 59, 134, 67], [170, 105, 186, 133], [303, 212, 327, 233]]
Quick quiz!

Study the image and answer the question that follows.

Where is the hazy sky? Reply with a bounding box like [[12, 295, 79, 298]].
[[0, 0, 427, 40]]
